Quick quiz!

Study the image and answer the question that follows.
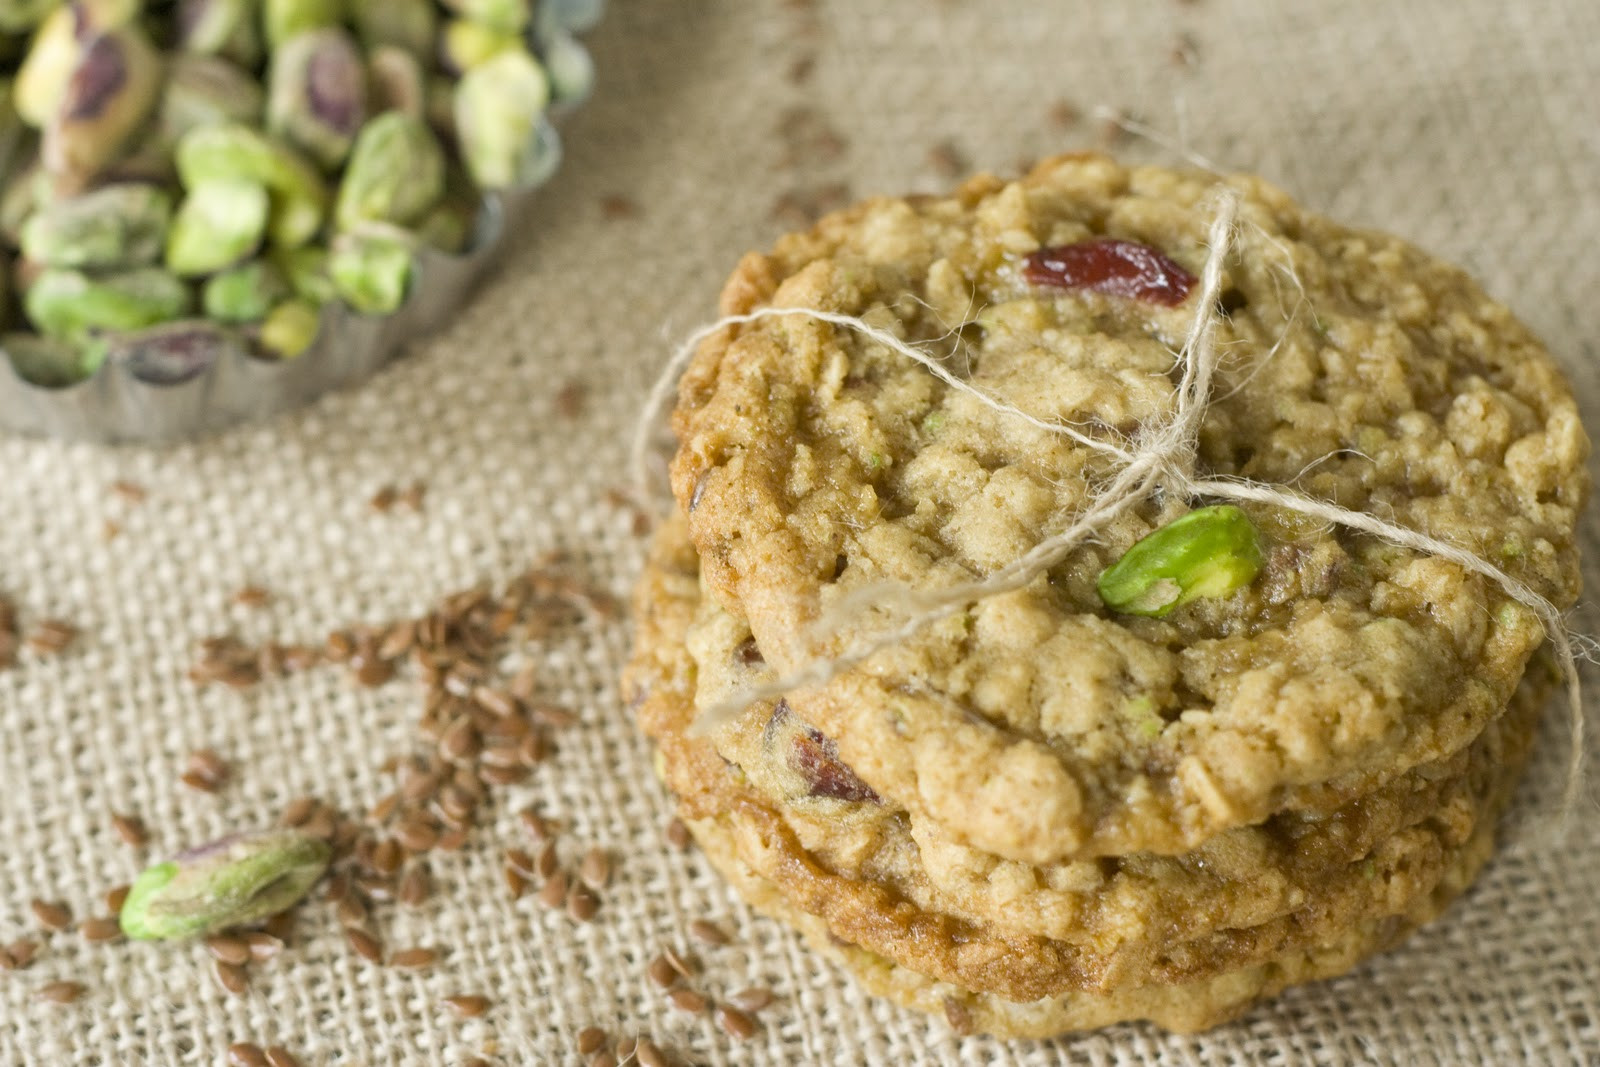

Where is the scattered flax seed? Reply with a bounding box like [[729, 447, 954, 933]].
[[399, 482, 427, 511], [394, 817, 439, 853], [505, 848, 535, 877], [441, 994, 492, 1019], [577, 1027, 608, 1055], [245, 932, 284, 963], [227, 1044, 269, 1067], [588, 1053, 617, 1067], [435, 827, 468, 852], [262, 912, 296, 942], [578, 847, 610, 890], [398, 864, 432, 907], [264, 1048, 302, 1067], [5, 939, 40, 970], [635, 1040, 669, 1067], [716, 1004, 759, 1040], [104, 884, 130, 915], [537, 869, 569, 910], [727, 987, 774, 1013], [31, 899, 71, 931], [206, 934, 252, 966], [688, 919, 728, 947], [367, 793, 400, 824], [646, 955, 678, 989], [787, 52, 816, 84], [661, 948, 697, 981], [519, 807, 554, 843], [369, 485, 399, 512], [336, 893, 368, 929], [614, 1037, 636, 1060], [535, 841, 560, 880], [389, 947, 438, 969], [284, 796, 321, 828], [354, 657, 396, 688], [926, 139, 967, 179], [79, 917, 122, 943], [27, 619, 77, 656], [180, 770, 220, 793], [111, 812, 148, 847], [233, 586, 272, 608], [663, 818, 691, 851], [371, 838, 404, 876], [555, 380, 588, 419], [214, 960, 250, 997], [668, 988, 707, 1015], [185, 748, 230, 789], [599, 194, 638, 220], [566, 885, 600, 923], [35, 980, 86, 1005], [110, 479, 147, 502], [504, 865, 528, 901], [1047, 98, 1081, 129], [345, 927, 384, 963]]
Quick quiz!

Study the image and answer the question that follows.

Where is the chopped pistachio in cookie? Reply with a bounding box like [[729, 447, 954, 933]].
[[669, 152, 1586, 863]]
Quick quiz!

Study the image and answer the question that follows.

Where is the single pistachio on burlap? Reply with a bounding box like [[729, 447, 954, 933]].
[[120, 829, 330, 941], [257, 296, 319, 357], [202, 258, 289, 323], [262, 0, 341, 50], [24, 265, 190, 338], [329, 223, 414, 314], [166, 178, 269, 275], [175, 122, 328, 248], [1096, 505, 1265, 617], [20, 182, 172, 269], [540, 28, 596, 103], [440, 18, 521, 74], [272, 242, 335, 304], [177, 0, 263, 69], [266, 26, 366, 170], [0, 0, 59, 34], [2, 331, 106, 387], [111, 318, 241, 383], [160, 53, 264, 141], [454, 49, 550, 190], [368, 45, 425, 118], [351, 0, 437, 58], [14, 7, 77, 127], [440, 0, 530, 34], [42, 26, 165, 193], [334, 111, 444, 230]]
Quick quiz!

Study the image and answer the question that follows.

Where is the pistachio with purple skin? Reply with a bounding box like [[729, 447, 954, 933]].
[[43, 25, 166, 192], [112, 319, 244, 384], [267, 26, 367, 170], [118, 828, 331, 939]]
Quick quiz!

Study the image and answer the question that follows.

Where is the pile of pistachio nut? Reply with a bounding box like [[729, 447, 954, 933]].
[[0, 0, 580, 387]]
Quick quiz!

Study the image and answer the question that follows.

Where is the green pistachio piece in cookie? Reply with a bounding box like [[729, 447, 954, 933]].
[[1096, 505, 1264, 617]]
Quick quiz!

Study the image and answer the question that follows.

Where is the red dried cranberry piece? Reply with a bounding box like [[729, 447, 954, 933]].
[[1023, 238, 1196, 306], [765, 700, 880, 804]]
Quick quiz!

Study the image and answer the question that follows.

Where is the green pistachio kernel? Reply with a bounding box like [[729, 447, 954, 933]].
[[119, 828, 331, 941], [1097, 505, 1264, 618]]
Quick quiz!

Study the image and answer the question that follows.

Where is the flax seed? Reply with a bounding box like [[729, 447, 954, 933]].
[[663, 818, 690, 851], [227, 1043, 269, 1067], [187, 748, 230, 783], [31, 899, 71, 931], [441, 994, 491, 1019], [505, 848, 535, 877], [257, 643, 286, 676], [435, 827, 467, 851], [336, 893, 368, 929], [206, 934, 251, 965], [354, 657, 395, 687], [389, 947, 438, 969], [567, 885, 599, 923], [282, 645, 319, 672], [439, 716, 479, 762], [588, 1053, 617, 1067], [535, 841, 560, 880], [324, 630, 355, 662], [369, 485, 398, 512], [471, 685, 518, 718], [537, 869, 568, 910], [646, 955, 678, 989], [635, 1040, 668, 1067], [280, 795, 318, 827], [345, 927, 383, 963], [504, 865, 528, 901], [688, 919, 728, 946], [479, 743, 523, 771], [480, 763, 528, 786], [180, 770, 219, 792], [398, 864, 432, 907], [79, 917, 122, 943], [110, 479, 147, 502], [110, 812, 147, 847], [668, 988, 707, 1014], [4, 939, 39, 970], [104, 884, 130, 915], [518, 732, 548, 766], [717, 1004, 759, 1040], [35, 980, 85, 1005], [262, 912, 296, 942], [508, 663, 538, 702], [531, 703, 578, 728], [245, 932, 284, 962], [727, 987, 774, 1013], [579, 848, 610, 890], [577, 1027, 607, 1055], [614, 1037, 636, 1060], [370, 837, 403, 876], [942, 997, 974, 1035], [519, 807, 554, 842], [28, 619, 77, 655], [214, 960, 249, 996], [394, 817, 439, 854], [233, 586, 271, 608], [661, 948, 697, 980], [399, 482, 426, 511], [367, 792, 400, 824], [264, 1048, 302, 1067]]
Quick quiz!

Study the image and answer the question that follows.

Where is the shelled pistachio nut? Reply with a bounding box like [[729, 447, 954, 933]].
[[2, 331, 105, 387], [177, 0, 264, 69], [441, 19, 521, 73], [454, 49, 550, 190], [329, 224, 414, 315], [160, 53, 266, 141], [43, 26, 166, 192], [262, 0, 342, 50], [20, 183, 172, 269], [257, 297, 320, 357], [166, 178, 269, 275], [14, 7, 77, 128], [0, 0, 60, 34], [441, 0, 531, 35], [272, 242, 335, 304], [368, 46, 426, 118], [24, 265, 191, 339], [1096, 505, 1265, 617], [175, 122, 328, 248], [267, 26, 367, 169], [335, 112, 444, 231], [202, 258, 290, 323], [110, 318, 243, 384]]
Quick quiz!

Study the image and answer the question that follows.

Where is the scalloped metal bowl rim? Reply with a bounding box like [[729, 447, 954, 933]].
[[0, 17, 598, 444]]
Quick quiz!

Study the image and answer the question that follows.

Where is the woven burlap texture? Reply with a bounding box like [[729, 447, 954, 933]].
[[2, 1, 1597, 1063]]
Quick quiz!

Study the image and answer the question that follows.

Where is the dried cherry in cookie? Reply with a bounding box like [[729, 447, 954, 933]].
[[1023, 237, 1196, 305], [765, 700, 880, 804]]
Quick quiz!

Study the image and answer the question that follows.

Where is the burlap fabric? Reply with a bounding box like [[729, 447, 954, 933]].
[[2, 1, 1597, 1063]]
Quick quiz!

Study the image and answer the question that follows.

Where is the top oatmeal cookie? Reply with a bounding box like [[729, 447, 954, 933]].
[[669, 153, 1586, 864]]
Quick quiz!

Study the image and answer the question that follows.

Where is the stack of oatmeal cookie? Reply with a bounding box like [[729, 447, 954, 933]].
[[625, 155, 1586, 1037]]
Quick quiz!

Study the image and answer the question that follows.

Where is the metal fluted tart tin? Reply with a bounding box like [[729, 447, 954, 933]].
[[0, 3, 601, 446]]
